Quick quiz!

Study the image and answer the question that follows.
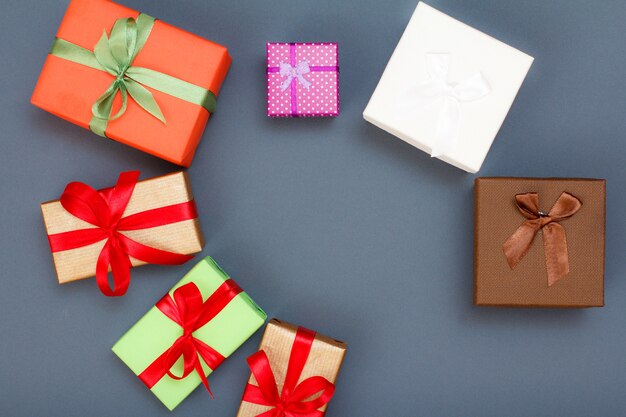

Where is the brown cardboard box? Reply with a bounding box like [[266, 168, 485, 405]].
[[237, 319, 347, 416], [474, 177, 605, 307], [41, 171, 204, 284]]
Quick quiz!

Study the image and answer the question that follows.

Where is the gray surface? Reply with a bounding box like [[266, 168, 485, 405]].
[[0, 0, 625, 415]]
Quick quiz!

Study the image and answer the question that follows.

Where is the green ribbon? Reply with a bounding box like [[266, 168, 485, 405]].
[[49, 14, 217, 137]]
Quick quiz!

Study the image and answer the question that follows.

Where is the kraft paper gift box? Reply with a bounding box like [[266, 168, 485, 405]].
[[363, 2, 534, 173], [474, 178, 606, 307], [41, 171, 204, 295], [112, 257, 267, 410], [266, 42, 339, 117], [31, 0, 231, 167], [237, 319, 346, 417]]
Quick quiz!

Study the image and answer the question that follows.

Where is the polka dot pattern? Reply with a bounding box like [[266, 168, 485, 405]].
[[266, 42, 339, 117]]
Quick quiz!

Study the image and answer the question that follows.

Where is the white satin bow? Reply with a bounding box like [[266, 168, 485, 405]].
[[411, 53, 491, 157], [279, 61, 312, 91]]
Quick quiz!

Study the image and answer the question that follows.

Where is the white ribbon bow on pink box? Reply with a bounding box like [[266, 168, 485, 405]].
[[279, 61, 312, 91]]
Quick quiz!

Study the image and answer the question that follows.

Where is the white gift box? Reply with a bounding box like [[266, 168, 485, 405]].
[[363, 2, 534, 173]]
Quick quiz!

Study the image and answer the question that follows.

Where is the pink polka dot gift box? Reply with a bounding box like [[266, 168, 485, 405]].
[[266, 42, 339, 117]]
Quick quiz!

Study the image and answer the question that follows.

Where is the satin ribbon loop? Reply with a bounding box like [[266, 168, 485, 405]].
[[279, 61, 312, 91], [503, 192, 582, 286], [243, 327, 335, 417], [47, 171, 197, 296], [137, 280, 243, 397], [412, 53, 491, 157]]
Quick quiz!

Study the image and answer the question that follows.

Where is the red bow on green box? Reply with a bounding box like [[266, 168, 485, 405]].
[[138, 279, 243, 397]]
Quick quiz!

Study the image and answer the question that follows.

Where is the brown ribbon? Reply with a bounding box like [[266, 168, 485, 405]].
[[502, 192, 582, 287]]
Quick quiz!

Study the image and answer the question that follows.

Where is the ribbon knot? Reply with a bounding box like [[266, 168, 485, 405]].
[[47, 171, 198, 296], [279, 61, 312, 91], [410, 53, 491, 157], [503, 192, 582, 286], [138, 280, 243, 398], [243, 326, 336, 417], [538, 216, 552, 227]]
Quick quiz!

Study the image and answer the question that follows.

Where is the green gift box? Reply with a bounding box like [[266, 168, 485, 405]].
[[112, 256, 267, 410]]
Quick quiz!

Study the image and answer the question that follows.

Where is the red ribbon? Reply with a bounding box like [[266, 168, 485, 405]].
[[47, 171, 198, 296], [138, 279, 243, 397], [242, 326, 336, 417]]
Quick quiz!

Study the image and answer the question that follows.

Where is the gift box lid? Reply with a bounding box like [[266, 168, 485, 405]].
[[266, 42, 340, 117], [363, 2, 534, 173], [474, 177, 605, 307]]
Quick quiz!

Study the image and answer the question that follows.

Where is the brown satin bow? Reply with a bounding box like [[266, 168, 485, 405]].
[[502, 192, 582, 286]]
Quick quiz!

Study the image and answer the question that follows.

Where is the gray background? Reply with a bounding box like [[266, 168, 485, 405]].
[[0, 0, 624, 415]]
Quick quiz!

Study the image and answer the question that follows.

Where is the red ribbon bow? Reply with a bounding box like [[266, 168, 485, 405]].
[[242, 327, 336, 417], [138, 279, 243, 397], [47, 171, 198, 296]]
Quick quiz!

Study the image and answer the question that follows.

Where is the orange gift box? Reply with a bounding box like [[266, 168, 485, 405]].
[[31, 0, 231, 167]]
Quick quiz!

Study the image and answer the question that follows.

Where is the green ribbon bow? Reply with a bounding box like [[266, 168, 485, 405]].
[[49, 14, 216, 137]]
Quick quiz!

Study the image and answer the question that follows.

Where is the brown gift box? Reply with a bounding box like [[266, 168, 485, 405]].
[[237, 319, 347, 417], [41, 171, 204, 284], [474, 177, 605, 307]]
